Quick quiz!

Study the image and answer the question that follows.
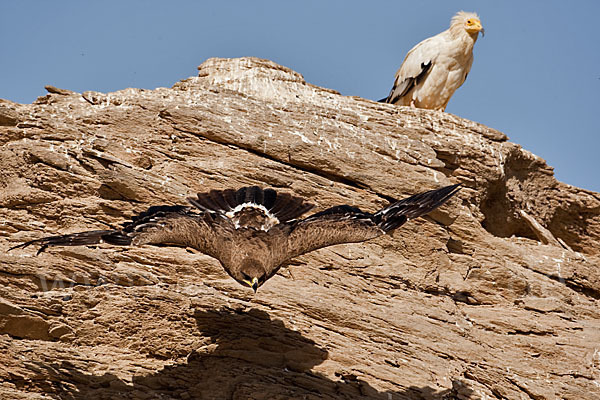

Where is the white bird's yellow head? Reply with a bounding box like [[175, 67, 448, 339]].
[[452, 11, 484, 37]]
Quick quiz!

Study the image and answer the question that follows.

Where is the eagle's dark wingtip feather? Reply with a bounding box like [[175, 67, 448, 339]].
[[36, 244, 48, 256], [375, 184, 461, 232], [425, 184, 461, 211], [9, 237, 55, 255], [8, 238, 47, 255], [8, 230, 131, 254], [8, 240, 33, 252]]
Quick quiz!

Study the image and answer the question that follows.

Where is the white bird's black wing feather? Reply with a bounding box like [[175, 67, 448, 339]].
[[381, 60, 433, 104]]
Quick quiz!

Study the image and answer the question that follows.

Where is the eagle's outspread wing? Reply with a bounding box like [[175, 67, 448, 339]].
[[284, 184, 460, 259], [8, 205, 230, 259]]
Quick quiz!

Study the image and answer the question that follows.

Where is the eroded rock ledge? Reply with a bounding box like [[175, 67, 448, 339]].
[[1, 57, 599, 399]]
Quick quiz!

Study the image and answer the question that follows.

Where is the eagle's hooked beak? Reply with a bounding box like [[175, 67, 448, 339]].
[[242, 277, 260, 293]]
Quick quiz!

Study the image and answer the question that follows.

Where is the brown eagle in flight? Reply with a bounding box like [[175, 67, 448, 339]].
[[10, 184, 460, 292]]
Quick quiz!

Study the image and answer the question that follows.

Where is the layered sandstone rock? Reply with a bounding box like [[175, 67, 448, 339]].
[[1, 57, 599, 399]]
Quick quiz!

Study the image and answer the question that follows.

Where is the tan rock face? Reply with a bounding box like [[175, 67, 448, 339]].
[[1, 57, 599, 399]]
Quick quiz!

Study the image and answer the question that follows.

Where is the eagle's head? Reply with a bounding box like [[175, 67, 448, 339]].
[[236, 258, 268, 293]]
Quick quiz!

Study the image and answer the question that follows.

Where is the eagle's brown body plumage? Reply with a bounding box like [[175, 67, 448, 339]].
[[10, 185, 460, 292]]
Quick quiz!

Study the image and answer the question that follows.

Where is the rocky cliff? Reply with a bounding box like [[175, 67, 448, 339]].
[[1, 57, 599, 399]]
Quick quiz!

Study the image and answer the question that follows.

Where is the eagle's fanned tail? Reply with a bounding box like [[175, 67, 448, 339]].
[[188, 186, 313, 223], [374, 184, 461, 232]]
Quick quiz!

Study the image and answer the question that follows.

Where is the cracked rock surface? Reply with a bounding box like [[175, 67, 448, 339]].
[[1, 57, 599, 399]]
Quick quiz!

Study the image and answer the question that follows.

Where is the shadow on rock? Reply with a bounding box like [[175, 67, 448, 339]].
[[25, 308, 475, 399]]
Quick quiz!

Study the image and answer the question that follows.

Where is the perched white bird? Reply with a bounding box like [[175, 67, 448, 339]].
[[380, 11, 484, 111]]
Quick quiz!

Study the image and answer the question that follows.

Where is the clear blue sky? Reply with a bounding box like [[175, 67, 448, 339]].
[[1, 1, 599, 192]]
